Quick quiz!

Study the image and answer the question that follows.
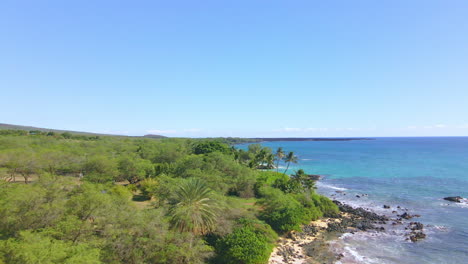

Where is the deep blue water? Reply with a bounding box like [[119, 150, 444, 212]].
[[243, 137, 468, 263]]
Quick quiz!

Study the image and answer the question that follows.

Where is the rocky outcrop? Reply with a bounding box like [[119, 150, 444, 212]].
[[406, 222, 426, 242], [329, 201, 390, 232], [333, 200, 389, 222], [398, 212, 421, 220], [308, 174, 321, 181], [443, 196, 464, 203]]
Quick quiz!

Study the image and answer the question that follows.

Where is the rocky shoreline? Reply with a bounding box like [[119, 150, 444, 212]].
[[268, 198, 427, 264]]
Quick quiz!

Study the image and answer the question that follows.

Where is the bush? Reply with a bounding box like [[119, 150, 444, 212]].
[[0, 231, 101, 264], [139, 178, 159, 199], [193, 141, 230, 155], [257, 187, 309, 233], [215, 219, 276, 264], [309, 193, 340, 217]]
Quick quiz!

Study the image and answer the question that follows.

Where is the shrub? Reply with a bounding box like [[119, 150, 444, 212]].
[[193, 141, 230, 155], [309, 193, 340, 217], [215, 219, 276, 264], [257, 187, 309, 233]]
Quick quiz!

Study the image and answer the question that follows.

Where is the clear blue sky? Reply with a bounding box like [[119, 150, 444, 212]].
[[1, 0, 467, 137]]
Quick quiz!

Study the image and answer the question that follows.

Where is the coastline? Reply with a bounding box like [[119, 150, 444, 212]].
[[268, 193, 428, 264], [268, 213, 351, 264]]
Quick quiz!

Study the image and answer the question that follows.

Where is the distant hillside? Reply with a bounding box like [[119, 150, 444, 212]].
[[0, 123, 167, 138], [143, 134, 167, 139]]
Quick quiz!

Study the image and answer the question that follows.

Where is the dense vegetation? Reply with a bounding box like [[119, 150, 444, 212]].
[[0, 130, 338, 264]]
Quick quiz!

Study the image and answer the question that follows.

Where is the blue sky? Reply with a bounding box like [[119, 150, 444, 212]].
[[1, 0, 467, 137]]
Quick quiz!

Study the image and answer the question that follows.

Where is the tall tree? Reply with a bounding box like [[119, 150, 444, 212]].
[[169, 178, 219, 235], [291, 169, 315, 191], [275, 147, 285, 172], [265, 153, 275, 170], [283, 151, 298, 175]]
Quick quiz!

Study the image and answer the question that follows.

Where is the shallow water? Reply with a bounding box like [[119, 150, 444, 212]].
[[249, 137, 468, 264]]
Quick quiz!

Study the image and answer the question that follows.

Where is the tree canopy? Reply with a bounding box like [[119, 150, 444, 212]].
[[0, 130, 338, 264]]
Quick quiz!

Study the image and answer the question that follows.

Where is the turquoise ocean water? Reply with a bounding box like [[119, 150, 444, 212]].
[[246, 137, 468, 263]]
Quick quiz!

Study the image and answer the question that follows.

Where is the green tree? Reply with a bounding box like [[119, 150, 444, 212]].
[[82, 156, 118, 183], [0, 231, 101, 264], [193, 141, 229, 155], [117, 155, 154, 184], [215, 219, 276, 264], [283, 151, 298, 175], [291, 169, 315, 191], [0, 149, 39, 183], [275, 147, 285, 172], [61, 132, 73, 139], [257, 187, 309, 233], [169, 178, 219, 235]]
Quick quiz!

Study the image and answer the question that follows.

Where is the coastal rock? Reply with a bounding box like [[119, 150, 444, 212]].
[[308, 174, 321, 181], [443, 196, 463, 203], [353, 220, 375, 231], [383, 205, 391, 209], [303, 240, 337, 263], [409, 232, 426, 242], [326, 222, 347, 233], [405, 222, 426, 242], [409, 222, 424, 231], [278, 245, 296, 262], [333, 200, 389, 222], [398, 212, 413, 219]]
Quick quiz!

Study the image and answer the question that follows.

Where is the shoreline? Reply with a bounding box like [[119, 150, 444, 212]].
[[268, 196, 427, 264], [268, 212, 352, 264]]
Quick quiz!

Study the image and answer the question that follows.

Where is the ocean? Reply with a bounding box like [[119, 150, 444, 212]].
[[250, 137, 468, 264]]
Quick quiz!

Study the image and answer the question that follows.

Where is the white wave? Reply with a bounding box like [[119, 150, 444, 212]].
[[335, 245, 381, 264], [432, 225, 449, 231], [455, 202, 468, 208], [316, 181, 348, 191], [440, 198, 468, 208], [333, 231, 405, 264], [425, 224, 450, 234]]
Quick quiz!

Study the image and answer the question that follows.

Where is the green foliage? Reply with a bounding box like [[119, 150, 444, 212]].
[[258, 187, 310, 233], [282, 151, 298, 174], [169, 178, 219, 235], [0, 231, 101, 264], [117, 155, 154, 183], [307, 193, 340, 217], [61, 132, 73, 139], [215, 218, 276, 264], [291, 169, 316, 191], [255, 171, 288, 194], [0, 180, 67, 237], [82, 156, 119, 183], [0, 130, 340, 264], [0, 130, 29, 136], [193, 141, 230, 155], [139, 178, 159, 198]]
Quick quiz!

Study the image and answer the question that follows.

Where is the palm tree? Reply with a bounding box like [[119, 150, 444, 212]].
[[169, 178, 218, 235], [283, 151, 298, 175], [257, 149, 266, 164], [292, 169, 315, 191], [265, 153, 275, 169], [275, 147, 285, 172]]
